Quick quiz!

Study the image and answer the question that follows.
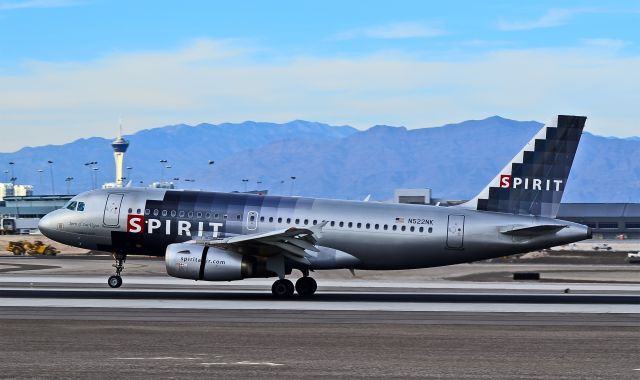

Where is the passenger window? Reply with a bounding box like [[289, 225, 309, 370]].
[[392, 225, 397, 231], [66, 201, 77, 211], [205, 212, 211, 219], [419, 227, 424, 233], [197, 212, 202, 218], [153, 209, 159, 216], [348, 222, 353, 228], [128, 208, 133, 213], [188, 211, 193, 218], [171, 210, 177, 217], [237, 214, 242, 221], [286, 218, 291, 224], [223, 214, 228, 220], [330, 221, 335, 227], [179, 211, 185, 217], [313, 220, 317, 225], [410, 226, 415, 232], [145, 209, 150, 215], [366, 223, 370, 229], [137, 209, 141, 214], [162, 210, 168, 217], [428, 227, 433, 233], [357, 223, 361, 228], [260, 216, 265, 222], [214, 213, 219, 219], [383, 224, 388, 230], [278, 217, 282, 223], [374, 224, 379, 230], [77, 202, 85, 212], [250, 215, 255, 222], [401, 226, 406, 232], [304, 219, 308, 225], [339, 221, 344, 227], [269, 217, 274, 223]]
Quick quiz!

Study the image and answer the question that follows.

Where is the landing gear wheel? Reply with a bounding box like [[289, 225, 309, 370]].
[[295, 277, 317, 297], [271, 279, 294, 298], [108, 253, 127, 289], [108, 275, 122, 288]]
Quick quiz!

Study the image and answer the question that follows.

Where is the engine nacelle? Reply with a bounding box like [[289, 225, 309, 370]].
[[165, 243, 274, 281]]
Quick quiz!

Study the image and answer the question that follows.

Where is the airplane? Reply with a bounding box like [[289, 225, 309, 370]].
[[38, 115, 591, 298]]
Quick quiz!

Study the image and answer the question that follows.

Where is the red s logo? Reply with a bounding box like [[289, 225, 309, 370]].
[[127, 214, 144, 233], [500, 175, 512, 188]]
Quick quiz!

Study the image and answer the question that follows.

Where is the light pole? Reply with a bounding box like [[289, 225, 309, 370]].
[[290, 176, 297, 196], [84, 161, 98, 190], [159, 160, 168, 182], [208, 160, 214, 190], [3, 170, 8, 183], [47, 160, 55, 194], [8, 162, 15, 184], [36, 169, 44, 194], [92, 167, 99, 189], [242, 179, 249, 192], [126, 166, 133, 185], [65, 177, 74, 194]]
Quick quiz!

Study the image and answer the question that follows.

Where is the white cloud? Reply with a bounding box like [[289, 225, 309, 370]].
[[0, 0, 81, 10], [335, 22, 445, 40], [582, 38, 630, 50], [0, 39, 638, 151], [497, 8, 592, 31]]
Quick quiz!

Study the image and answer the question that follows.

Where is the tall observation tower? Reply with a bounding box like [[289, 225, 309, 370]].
[[111, 127, 130, 187]]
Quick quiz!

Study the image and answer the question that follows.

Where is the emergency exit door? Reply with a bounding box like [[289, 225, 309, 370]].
[[446, 215, 465, 249], [103, 193, 124, 227]]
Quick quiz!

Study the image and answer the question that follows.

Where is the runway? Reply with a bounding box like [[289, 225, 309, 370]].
[[0, 256, 639, 378]]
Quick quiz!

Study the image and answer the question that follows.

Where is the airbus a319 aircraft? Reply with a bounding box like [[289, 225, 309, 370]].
[[39, 115, 590, 297]]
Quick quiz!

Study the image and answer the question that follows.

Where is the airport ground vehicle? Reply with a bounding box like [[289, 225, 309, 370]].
[[628, 252, 640, 263], [6, 240, 59, 256], [0, 217, 16, 235]]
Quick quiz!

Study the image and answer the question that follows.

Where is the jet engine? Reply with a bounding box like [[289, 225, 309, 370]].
[[165, 243, 274, 281]]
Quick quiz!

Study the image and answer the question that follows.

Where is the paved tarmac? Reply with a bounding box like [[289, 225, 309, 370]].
[[0, 309, 639, 379], [0, 256, 639, 378]]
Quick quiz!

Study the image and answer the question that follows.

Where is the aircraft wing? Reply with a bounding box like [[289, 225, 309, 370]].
[[190, 221, 328, 265]]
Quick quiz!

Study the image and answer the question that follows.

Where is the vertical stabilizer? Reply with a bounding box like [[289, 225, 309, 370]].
[[459, 115, 586, 217]]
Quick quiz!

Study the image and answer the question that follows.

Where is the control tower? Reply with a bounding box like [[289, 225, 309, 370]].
[[111, 129, 130, 187]]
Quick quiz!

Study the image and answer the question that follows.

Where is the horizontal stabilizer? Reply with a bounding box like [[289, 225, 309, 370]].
[[500, 224, 567, 236]]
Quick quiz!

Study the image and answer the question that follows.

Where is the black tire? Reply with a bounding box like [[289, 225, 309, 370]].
[[295, 277, 318, 297], [12, 247, 22, 256], [108, 275, 123, 288], [271, 279, 294, 298], [44, 248, 54, 256]]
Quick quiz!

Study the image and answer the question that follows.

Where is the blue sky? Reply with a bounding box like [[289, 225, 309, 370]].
[[0, 0, 638, 151]]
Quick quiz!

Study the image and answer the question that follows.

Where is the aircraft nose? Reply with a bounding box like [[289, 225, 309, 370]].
[[38, 212, 59, 238]]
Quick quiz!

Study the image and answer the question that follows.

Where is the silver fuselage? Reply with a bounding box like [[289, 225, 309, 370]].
[[39, 188, 590, 270]]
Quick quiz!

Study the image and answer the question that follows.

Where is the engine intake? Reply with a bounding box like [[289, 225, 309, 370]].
[[165, 243, 274, 281]]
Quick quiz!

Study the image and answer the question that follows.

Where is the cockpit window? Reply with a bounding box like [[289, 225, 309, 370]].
[[77, 202, 85, 212], [66, 201, 77, 211]]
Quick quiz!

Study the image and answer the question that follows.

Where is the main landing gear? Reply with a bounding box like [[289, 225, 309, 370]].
[[271, 270, 318, 298], [108, 253, 126, 288]]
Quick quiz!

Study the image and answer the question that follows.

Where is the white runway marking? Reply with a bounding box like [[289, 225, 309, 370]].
[[1, 296, 639, 313], [200, 362, 283, 367]]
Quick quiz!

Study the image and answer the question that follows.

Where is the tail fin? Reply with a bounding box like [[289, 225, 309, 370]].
[[460, 115, 586, 218]]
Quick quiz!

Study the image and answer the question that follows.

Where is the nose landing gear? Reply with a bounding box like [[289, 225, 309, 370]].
[[108, 253, 127, 288]]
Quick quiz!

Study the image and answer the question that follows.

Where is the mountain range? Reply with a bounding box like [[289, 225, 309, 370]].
[[2, 116, 638, 203]]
